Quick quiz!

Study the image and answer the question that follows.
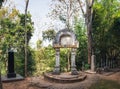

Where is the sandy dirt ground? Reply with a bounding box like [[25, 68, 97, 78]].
[[99, 72, 120, 84], [2, 72, 120, 89]]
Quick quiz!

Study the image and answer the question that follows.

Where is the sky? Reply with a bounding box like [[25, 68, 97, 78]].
[[12, 0, 54, 48]]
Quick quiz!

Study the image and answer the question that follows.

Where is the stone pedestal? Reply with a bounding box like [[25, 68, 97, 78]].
[[7, 51, 16, 78], [91, 55, 96, 72], [53, 49, 60, 75], [71, 49, 78, 75]]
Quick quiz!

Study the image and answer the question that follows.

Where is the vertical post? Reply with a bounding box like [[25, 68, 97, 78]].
[[7, 50, 16, 78], [71, 48, 78, 75], [91, 55, 96, 72], [53, 48, 60, 74]]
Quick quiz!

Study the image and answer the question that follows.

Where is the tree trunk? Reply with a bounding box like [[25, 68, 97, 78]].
[[87, 23, 92, 64], [0, 65, 3, 89], [77, 0, 94, 64], [24, 0, 29, 77], [86, 0, 94, 64]]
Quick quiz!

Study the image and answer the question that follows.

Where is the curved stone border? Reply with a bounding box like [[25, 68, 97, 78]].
[[44, 72, 87, 83]]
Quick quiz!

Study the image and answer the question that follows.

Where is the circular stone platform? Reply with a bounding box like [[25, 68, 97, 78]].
[[44, 72, 87, 83]]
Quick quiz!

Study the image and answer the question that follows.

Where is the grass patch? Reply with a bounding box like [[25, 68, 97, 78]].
[[89, 79, 120, 89]]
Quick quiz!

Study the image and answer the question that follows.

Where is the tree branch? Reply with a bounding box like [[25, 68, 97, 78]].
[[77, 0, 85, 17]]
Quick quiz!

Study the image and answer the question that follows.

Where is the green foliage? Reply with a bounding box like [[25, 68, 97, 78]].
[[15, 47, 35, 76], [27, 47, 36, 76], [0, 7, 35, 76], [92, 0, 120, 65], [34, 45, 55, 75], [34, 44, 72, 75], [60, 48, 70, 72], [74, 17, 87, 70], [42, 29, 56, 41], [0, 8, 20, 74], [14, 50, 25, 76], [14, 13, 35, 76]]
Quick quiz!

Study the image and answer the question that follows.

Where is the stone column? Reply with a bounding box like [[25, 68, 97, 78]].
[[7, 50, 16, 78], [91, 55, 96, 72], [53, 48, 60, 74], [71, 48, 78, 75]]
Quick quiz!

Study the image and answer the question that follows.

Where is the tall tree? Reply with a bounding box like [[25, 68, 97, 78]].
[[74, 17, 87, 70], [24, 0, 29, 77], [50, 0, 80, 29], [77, 0, 94, 64], [15, 13, 35, 76]]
